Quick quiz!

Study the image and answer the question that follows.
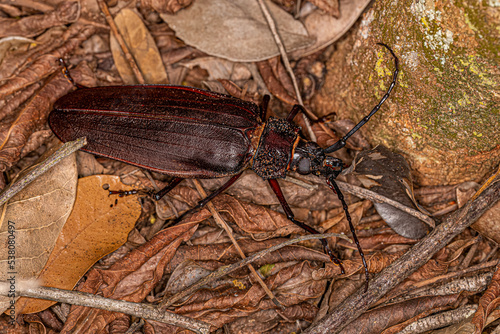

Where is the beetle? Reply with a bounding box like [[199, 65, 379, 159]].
[[49, 44, 399, 290]]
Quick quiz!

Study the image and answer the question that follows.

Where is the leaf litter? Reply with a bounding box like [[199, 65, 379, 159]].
[[0, 0, 498, 333]]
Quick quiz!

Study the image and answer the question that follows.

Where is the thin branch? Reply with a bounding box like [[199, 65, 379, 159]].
[[398, 304, 478, 334], [0, 137, 86, 206], [191, 179, 283, 309], [96, 0, 145, 84], [336, 180, 436, 228], [0, 284, 210, 334], [256, 0, 316, 141]]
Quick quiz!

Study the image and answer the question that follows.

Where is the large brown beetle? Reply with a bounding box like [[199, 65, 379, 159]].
[[49, 44, 399, 290]]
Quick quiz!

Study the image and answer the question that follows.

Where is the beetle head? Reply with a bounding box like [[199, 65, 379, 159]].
[[290, 140, 343, 178]]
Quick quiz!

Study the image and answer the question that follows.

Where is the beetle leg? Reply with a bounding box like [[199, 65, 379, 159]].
[[267, 179, 346, 274], [154, 177, 184, 200], [285, 104, 306, 122], [259, 95, 270, 120], [108, 177, 184, 199], [193, 173, 242, 209], [327, 177, 369, 292], [168, 173, 243, 225]]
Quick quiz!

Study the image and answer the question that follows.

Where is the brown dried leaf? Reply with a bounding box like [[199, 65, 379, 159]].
[[182, 57, 253, 82], [471, 265, 500, 334], [456, 182, 479, 208], [337, 233, 417, 251], [0, 151, 77, 313], [174, 261, 326, 329], [413, 184, 458, 207], [13, 175, 141, 314], [160, 0, 312, 62], [472, 201, 500, 244], [164, 260, 212, 297], [183, 194, 305, 240], [321, 200, 365, 232], [313, 251, 405, 280], [340, 294, 464, 334], [167, 238, 329, 274], [75, 151, 105, 177], [352, 145, 431, 239], [0, 63, 91, 172], [0, 28, 94, 107], [199, 170, 342, 211], [257, 57, 298, 106], [225, 309, 297, 333], [0, 2, 79, 38], [111, 9, 168, 84], [385, 258, 450, 299], [0, 36, 35, 70], [312, 121, 340, 149], [61, 222, 199, 333]]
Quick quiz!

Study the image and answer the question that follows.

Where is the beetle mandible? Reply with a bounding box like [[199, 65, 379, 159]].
[[49, 44, 399, 290]]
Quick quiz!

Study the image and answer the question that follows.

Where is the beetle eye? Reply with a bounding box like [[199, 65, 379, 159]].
[[298, 158, 311, 174]]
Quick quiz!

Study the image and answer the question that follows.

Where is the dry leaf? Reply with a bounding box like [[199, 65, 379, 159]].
[[161, 0, 313, 62], [0, 2, 79, 38], [471, 265, 500, 334], [257, 57, 298, 105], [291, 0, 372, 57], [0, 37, 35, 66], [61, 222, 199, 333], [198, 170, 341, 211], [140, 0, 192, 14], [181, 57, 253, 81], [308, 0, 340, 17], [172, 261, 325, 329], [340, 294, 464, 334], [352, 145, 431, 239], [111, 9, 168, 84], [0, 63, 92, 172], [0, 152, 77, 313], [167, 238, 329, 274], [14, 175, 142, 314], [183, 194, 305, 240]]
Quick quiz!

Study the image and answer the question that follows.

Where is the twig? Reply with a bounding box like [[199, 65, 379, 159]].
[[304, 172, 500, 334], [373, 259, 500, 307], [398, 304, 478, 334], [335, 180, 436, 228], [0, 137, 86, 206], [0, 284, 210, 334], [256, 0, 316, 141], [96, 0, 145, 84], [161, 233, 350, 308], [190, 179, 283, 309]]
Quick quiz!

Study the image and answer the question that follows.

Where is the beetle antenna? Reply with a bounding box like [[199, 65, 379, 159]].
[[327, 177, 369, 292], [324, 43, 399, 154]]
